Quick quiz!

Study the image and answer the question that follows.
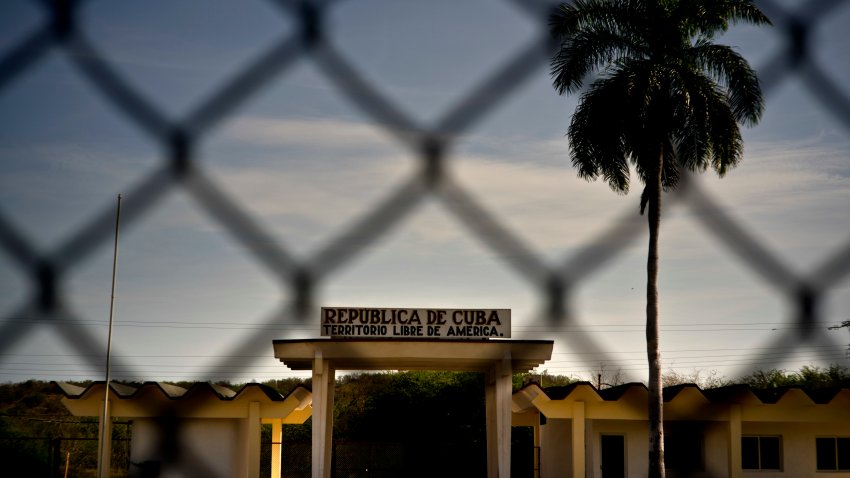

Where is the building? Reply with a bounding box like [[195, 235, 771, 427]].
[[56, 381, 312, 478], [58, 378, 849, 478], [512, 381, 850, 478]]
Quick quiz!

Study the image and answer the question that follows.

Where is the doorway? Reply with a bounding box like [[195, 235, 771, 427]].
[[600, 434, 625, 478]]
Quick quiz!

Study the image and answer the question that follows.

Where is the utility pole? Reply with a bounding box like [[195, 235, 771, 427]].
[[97, 194, 122, 478]]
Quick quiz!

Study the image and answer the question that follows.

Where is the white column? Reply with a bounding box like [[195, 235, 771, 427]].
[[728, 404, 742, 478], [312, 351, 335, 478], [584, 417, 594, 478], [323, 365, 335, 478], [571, 401, 586, 478], [486, 353, 512, 478], [271, 420, 282, 478], [247, 401, 261, 478]]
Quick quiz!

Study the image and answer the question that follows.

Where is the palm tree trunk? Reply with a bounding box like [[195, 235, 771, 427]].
[[647, 149, 665, 478]]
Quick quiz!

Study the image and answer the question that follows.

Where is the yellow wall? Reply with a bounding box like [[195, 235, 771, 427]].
[[538, 418, 850, 478], [131, 418, 244, 478], [540, 418, 571, 477], [700, 421, 730, 478], [518, 385, 850, 478], [587, 419, 646, 478], [740, 421, 850, 478]]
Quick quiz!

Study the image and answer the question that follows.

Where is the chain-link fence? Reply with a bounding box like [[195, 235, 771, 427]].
[[1, 0, 849, 475]]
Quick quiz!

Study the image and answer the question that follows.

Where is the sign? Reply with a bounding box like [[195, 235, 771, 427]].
[[320, 307, 510, 339]]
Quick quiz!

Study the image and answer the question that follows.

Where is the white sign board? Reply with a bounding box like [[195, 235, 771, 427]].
[[320, 307, 510, 339]]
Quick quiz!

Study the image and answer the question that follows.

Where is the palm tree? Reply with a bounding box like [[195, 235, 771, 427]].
[[549, 1, 770, 476]]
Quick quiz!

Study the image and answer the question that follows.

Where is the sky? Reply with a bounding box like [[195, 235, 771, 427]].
[[1, 0, 849, 385]]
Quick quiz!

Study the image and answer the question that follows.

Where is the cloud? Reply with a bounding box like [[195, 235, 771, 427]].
[[210, 116, 636, 256], [690, 139, 850, 267], [188, 114, 850, 281], [221, 116, 410, 153]]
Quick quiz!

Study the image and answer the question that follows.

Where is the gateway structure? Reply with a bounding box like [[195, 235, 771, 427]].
[[275, 307, 554, 478]]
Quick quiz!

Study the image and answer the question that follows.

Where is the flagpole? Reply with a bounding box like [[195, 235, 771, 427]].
[[98, 194, 122, 478]]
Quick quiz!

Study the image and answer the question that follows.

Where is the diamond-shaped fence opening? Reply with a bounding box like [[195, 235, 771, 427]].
[[1, 0, 850, 474]]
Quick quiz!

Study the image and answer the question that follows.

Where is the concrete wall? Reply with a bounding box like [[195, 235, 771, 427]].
[[130, 418, 245, 478], [664, 421, 729, 478], [540, 418, 571, 477], [740, 421, 850, 478], [536, 418, 849, 478], [701, 421, 729, 478], [588, 419, 647, 478]]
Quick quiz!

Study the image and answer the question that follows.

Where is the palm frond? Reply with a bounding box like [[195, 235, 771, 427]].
[[706, 97, 744, 176], [550, 0, 651, 94], [550, 0, 645, 39], [687, 42, 764, 125], [673, 0, 772, 39], [567, 70, 638, 193], [551, 28, 647, 94]]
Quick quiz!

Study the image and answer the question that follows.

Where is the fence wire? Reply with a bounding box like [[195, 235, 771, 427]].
[[1, 0, 849, 475]]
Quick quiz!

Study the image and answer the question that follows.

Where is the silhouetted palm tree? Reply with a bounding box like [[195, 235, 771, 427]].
[[550, 1, 769, 476]]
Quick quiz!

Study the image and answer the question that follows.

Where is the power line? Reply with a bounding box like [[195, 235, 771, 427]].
[[3, 350, 844, 369], [3, 354, 845, 378], [0, 317, 316, 331], [1, 344, 842, 359], [551, 344, 844, 355], [1, 317, 835, 332], [544, 357, 849, 373]]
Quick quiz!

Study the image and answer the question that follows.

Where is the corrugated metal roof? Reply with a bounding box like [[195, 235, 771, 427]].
[[532, 381, 850, 405], [53, 381, 308, 402]]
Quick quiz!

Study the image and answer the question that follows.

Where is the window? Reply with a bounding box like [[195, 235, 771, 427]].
[[816, 437, 850, 471], [742, 436, 782, 470], [665, 423, 704, 471]]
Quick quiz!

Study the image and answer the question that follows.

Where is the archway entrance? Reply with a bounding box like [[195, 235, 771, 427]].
[[273, 338, 553, 478]]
